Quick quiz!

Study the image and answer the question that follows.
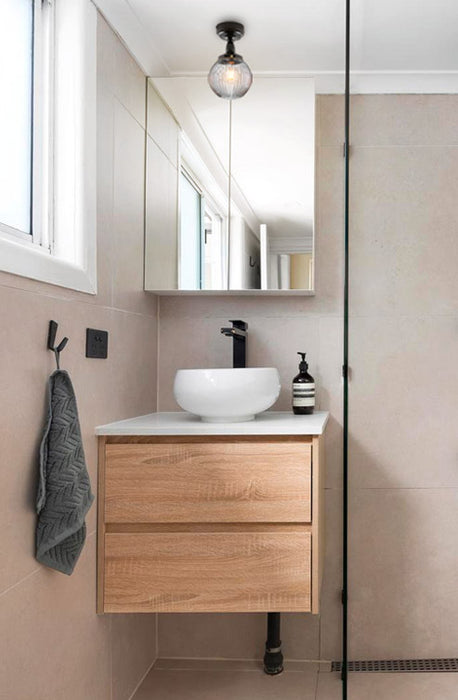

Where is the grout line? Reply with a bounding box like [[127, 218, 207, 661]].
[[0, 567, 41, 600], [127, 656, 158, 700], [0, 278, 157, 319], [113, 94, 146, 133], [314, 667, 320, 699]]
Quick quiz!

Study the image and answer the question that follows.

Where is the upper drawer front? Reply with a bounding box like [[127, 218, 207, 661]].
[[105, 441, 312, 523]]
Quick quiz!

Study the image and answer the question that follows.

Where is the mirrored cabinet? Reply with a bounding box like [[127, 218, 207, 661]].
[[144, 76, 316, 294]]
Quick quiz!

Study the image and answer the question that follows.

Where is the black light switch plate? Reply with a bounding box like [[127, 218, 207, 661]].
[[86, 328, 108, 359]]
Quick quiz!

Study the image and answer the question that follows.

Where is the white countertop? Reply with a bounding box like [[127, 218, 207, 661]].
[[95, 411, 329, 436]]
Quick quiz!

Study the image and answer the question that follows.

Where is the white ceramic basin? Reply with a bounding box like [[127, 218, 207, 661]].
[[173, 368, 281, 423]]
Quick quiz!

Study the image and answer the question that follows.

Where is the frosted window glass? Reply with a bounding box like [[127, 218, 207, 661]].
[[0, 0, 33, 234]]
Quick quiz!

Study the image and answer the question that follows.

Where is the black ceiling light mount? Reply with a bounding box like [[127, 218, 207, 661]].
[[208, 21, 253, 99]]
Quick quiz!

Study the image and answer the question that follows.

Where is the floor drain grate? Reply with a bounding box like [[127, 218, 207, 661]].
[[331, 658, 458, 673]]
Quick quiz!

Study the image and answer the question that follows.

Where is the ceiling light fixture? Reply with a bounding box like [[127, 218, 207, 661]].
[[208, 21, 253, 99]]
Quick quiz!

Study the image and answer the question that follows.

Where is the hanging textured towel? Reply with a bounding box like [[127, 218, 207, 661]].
[[36, 370, 94, 575]]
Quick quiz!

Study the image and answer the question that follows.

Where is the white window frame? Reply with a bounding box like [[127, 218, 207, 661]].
[[0, 0, 97, 294]]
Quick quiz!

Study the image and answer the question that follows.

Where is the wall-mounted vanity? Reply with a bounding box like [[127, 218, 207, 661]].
[[144, 76, 316, 294], [96, 412, 328, 614]]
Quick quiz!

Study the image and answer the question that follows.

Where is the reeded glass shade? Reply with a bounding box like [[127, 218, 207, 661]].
[[208, 56, 253, 99]]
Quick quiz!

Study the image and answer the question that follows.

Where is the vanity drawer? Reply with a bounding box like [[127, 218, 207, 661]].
[[104, 529, 312, 613], [104, 441, 312, 524]]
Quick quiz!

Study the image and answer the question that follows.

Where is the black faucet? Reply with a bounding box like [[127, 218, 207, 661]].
[[220, 320, 247, 368]]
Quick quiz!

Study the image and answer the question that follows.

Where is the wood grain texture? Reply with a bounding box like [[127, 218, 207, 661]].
[[105, 522, 312, 534], [96, 437, 106, 614], [104, 531, 312, 613], [311, 435, 325, 614], [105, 442, 312, 524], [105, 435, 313, 444]]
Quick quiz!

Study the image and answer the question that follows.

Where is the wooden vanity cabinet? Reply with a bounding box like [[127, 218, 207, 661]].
[[97, 435, 324, 615]]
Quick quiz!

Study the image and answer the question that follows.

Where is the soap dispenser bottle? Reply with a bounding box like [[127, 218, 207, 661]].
[[292, 352, 315, 415]]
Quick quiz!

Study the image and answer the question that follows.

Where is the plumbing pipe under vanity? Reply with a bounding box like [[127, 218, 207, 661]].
[[220, 319, 283, 674]]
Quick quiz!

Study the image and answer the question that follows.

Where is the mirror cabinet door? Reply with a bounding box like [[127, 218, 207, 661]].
[[144, 75, 316, 294]]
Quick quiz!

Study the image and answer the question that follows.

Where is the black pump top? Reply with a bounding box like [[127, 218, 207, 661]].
[[297, 352, 308, 372]]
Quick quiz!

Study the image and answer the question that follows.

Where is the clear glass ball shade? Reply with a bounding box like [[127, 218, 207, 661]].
[[208, 57, 253, 99]]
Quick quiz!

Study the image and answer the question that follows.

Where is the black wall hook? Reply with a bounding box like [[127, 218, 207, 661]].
[[47, 320, 68, 370]]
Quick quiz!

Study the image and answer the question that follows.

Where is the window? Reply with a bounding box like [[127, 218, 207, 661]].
[[179, 166, 228, 291], [0, 0, 33, 239], [0, 0, 97, 293]]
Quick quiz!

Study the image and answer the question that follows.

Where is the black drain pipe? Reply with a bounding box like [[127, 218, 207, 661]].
[[263, 612, 284, 675]]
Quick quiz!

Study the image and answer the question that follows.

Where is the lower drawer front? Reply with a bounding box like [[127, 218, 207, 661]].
[[104, 531, 311, 613]]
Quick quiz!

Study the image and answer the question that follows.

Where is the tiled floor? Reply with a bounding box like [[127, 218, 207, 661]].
[[132, 660, 458, 699]]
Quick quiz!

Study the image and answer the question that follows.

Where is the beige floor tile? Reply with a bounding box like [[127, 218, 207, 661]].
[[316, 671, 341, 699], [133, 668, 318, 700], [317, 671, 458, 700], [349, 672, 458, 700]]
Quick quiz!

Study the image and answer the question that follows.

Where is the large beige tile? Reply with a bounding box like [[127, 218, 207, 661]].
[[157, 314, 320, 411], [319, 490, 343, 662], [0, 285, 157, 591], [147, 84, 179, 164], [346, 672, 458, 700], [350, 94, 458, 147], [112, 614, 157, 700], [113, 30, 146, 128], [314, 147, 344, 313], [96, 15, 116, 95], [318, 316, 343, 488], [349, 146, 458, 317], [0, 535, 111, 700], [349, 316, 458, 488], [108, 308, 158, 419], [112, 101, 155, 316], [318, 95, 345, 147], [96, 57, 115, 308], [145, 137, 179, 291], [316, 671, 341, 700], [317, 670, 458, 700], [348, 488, 458, 660], [158, 612, 319, 662], [133, 668, 318, 700], [0, 288, 106, 590]]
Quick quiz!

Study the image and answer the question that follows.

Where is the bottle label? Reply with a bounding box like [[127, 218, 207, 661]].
[[293, 382, 315, 407]]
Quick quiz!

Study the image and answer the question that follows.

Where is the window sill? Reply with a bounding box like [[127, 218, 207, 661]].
[[0, 235, 97, 294]]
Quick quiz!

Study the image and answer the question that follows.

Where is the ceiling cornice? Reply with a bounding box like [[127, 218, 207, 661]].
[[92, 0, 458, 93]]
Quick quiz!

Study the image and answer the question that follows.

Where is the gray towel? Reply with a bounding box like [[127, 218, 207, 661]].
[[36, 370, 94, 575]]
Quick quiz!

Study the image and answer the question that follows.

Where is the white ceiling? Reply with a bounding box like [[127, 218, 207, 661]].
[[95, 0, 458, 92]]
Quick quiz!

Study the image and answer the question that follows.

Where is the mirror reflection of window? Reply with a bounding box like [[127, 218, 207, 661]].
[[179, 171, 202, 290], [179, 169, 228, 291], [203, 207, 226, 290]]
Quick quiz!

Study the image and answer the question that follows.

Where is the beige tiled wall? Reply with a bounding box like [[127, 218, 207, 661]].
[[347, 94, 458, 660], [156, 95, 345, 662], [0, 17, 158, 700], [156, 94, 458, 664]]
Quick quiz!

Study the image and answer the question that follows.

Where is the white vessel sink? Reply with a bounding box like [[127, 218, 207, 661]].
[[173, 368, 281, 423]]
